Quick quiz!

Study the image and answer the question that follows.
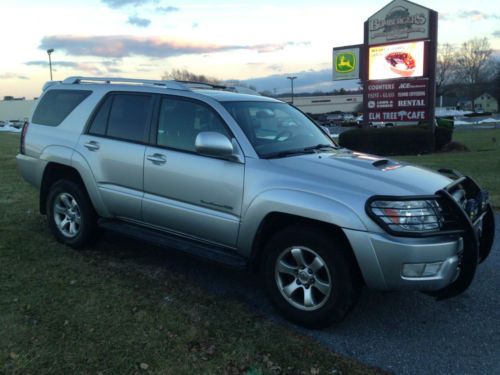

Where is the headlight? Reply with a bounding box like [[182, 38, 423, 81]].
[[368, 199, 442, 233]]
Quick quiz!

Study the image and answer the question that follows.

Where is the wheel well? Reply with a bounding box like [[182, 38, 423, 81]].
[[250, 212, 364, 284], [39, 163, 86, 214]]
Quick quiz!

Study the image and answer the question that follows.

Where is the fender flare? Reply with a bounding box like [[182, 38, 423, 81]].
[[237, 188, 367, 257]]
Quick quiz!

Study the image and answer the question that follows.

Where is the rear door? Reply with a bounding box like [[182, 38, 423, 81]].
[[76, 92, 153, 220], [142, 95, 244, 247]]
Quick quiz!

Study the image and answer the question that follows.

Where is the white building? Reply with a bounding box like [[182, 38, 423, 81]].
[[461, 93, 498, 113], [0, 100, 36, 121], [0, 93, 365, 122], [278, 94, 363, 114]]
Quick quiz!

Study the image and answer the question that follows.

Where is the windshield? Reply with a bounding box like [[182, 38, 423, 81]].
[[222, 101, 335, 158]]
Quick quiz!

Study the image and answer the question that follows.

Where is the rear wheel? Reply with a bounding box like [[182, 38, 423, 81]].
[[263, 225, 360, 328], [46, 180, 97, 249]]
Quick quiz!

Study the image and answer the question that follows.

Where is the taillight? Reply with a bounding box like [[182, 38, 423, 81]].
[[20, 121, 29, 154]]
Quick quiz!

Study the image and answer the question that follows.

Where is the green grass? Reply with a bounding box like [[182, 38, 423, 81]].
[[0, 132, 383, 374], [397, 129, 500, 208]]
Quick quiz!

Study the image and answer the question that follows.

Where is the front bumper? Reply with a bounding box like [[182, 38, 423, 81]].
[[344, 229, 464, 290], [346, 175, 495, 295]]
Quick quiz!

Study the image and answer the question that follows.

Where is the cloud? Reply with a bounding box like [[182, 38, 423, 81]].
[[250, 41, 309, 53], [439, 13, 452, 21], [241, 68, 360, 94], [26, 60, 77, 68], [0, 73, 29, 80], [39, 35, 301, 58], [127, 15, 151, 27], [493, 30, 500, 38], [25, 60, 122, 75], [457, 10, 500, 21], [155, 5, 179, 13], [101, 0, 156, 8], [268, 64, 283, 72]]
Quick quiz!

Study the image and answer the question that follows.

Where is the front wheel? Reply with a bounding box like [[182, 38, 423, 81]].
[[263, 225, 360, 328], [46, 180, 97, 249]]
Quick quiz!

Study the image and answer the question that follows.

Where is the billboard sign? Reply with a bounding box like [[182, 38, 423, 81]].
[[363, 0, 437, 125], [368, 0, 430, 45], [368, 41, 425, 80], [333, 45, 361, 81], [365, 79, 429, 122]]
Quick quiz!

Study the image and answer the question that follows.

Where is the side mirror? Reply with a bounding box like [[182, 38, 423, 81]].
[[195, 131, 234, 159]]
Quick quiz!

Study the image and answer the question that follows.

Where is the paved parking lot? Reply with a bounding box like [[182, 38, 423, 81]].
[[102, 215, 499, 375]]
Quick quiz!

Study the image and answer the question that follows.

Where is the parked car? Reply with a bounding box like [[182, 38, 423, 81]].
[[355, 115, 393, 127], [17, 76, 495, 327]]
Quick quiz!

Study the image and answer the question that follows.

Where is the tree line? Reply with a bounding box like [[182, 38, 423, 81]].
[[437, 37, 498, 110]]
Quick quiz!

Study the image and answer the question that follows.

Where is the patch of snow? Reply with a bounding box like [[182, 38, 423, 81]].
[[454, 120, 471, 126], [478, 118, 499, 124], [435, 108, 472, 117], [0, 125, 22, 133]]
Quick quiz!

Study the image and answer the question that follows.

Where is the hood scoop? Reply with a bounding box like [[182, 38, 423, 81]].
[[372, 158, 402, 171], [372, 159, 390, 167]]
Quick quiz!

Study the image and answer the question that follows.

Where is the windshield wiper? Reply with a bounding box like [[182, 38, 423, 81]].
[[303, 144, 336, 152], [264, 149, 316, 159]]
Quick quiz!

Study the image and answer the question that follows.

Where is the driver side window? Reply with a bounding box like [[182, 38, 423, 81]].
[[156, 97, 230, 153]]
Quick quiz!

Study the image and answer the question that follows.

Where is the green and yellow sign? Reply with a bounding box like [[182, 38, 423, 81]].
[[336, 52, 356, 73], [333, 46, 360, 81]]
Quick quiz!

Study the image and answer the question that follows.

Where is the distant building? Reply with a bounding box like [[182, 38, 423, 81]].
[[3, 96, 26, 101], [278, 94, 363, 114], [0, 99, 36, 121]]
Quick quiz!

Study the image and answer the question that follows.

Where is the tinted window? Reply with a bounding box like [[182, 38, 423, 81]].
[[32, 89, 91, 126], [88, 96, 112, 136], [106, 94, 152, 143], [157, 97, 229, 152]]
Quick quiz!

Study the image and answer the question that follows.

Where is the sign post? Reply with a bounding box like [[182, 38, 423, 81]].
[[361, 0, 438, 132]]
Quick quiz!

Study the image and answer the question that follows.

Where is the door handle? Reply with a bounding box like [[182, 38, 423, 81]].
[[147, 153, 167, 164], [83, 141, 100, 151]]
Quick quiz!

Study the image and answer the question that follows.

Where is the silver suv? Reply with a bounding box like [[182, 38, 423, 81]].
[[17, 76, 495, 327]]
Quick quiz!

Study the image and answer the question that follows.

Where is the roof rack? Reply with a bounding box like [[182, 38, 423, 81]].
[[62, 76, 189, 91], [175, 80, 261, 96], [175, 81, 228, 90]]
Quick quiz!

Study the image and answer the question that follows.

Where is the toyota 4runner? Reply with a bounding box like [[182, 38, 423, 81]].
[[17, 77, 495, 327]]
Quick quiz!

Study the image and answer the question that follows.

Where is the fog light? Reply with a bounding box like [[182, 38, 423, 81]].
[[478, 191, 489, 211], [402, 262, 443, 278]]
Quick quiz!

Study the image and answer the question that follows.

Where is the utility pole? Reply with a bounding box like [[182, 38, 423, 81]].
[[47, 49, 54, 80], [287, 76, 297, 105]]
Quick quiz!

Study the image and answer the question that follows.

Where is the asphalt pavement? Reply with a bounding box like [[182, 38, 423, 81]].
[[102, 215, 500, 375]]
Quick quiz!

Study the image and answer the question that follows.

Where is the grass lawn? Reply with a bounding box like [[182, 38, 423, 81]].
[[0, 132, 383, 374], [397, 128, 500, 208]]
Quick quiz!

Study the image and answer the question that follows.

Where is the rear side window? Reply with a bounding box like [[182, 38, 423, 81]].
[[87, 93, 153, 143], [88, 96, 112, 136], [32, 89, 91, 126]]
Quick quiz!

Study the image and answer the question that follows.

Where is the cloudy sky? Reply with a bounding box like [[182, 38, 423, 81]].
[[0, 0, 499, 98]]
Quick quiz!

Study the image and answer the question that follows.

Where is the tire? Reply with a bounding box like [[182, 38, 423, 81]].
[[262, 225, 360, 328], [46, 180, 97, 249]]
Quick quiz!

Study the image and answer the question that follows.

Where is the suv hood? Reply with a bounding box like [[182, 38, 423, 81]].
[[268, 148, 452, 198]]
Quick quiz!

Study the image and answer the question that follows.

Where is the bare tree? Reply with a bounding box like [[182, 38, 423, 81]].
[[455, 38, 493, 110], [162, 69, 219, 84], [436, 43, 457, 97], [493, 63, 500, 104]]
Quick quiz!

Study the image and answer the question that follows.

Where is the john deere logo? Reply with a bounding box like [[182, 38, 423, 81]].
[[336, 53, 356, 73]]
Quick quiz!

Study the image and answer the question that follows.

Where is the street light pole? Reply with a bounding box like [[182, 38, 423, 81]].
[[47, 49, 54, 80], [287, 76, 297, 105]]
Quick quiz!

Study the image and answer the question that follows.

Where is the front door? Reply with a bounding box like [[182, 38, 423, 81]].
[[142, 95, 244, 247]]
